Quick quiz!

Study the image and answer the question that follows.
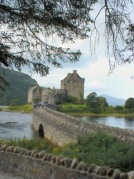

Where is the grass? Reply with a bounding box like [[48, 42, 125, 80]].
[[58, 103, 134, 117], [7, 104, 32, 113], [0, 137, 60, 153], [0, 132, 134, 172]]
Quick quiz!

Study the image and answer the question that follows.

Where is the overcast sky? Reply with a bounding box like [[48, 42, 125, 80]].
[[26, 3, 134, 100], [29, 36, 134, 100]]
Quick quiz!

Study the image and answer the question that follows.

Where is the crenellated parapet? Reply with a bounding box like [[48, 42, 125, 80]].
[[0, 144, 134, 179]]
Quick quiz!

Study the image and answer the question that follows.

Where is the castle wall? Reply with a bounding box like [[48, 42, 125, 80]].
[[61, 70, 85, 100], [28, 70, 84, 103], [28, 87, 67, 104], [41, 88, 67, 104], [28, 86, 42, 103]]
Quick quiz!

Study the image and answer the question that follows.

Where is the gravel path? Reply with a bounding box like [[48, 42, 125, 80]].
[[0, 172, 24, 179]]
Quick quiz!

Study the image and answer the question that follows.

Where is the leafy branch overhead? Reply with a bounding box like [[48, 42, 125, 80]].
[[0, 0, 134, 77], [0, 0, 93, 75]]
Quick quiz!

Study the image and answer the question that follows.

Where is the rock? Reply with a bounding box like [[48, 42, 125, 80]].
[[42, 153, 49, 161], [34, 153, 39, 158], [0, 145, 7, 151], [6, 146, 14, 152], [38, 150, 46, 158], [71, 158, 78, 169], [107, 168, 114, 176], [14, 146, 20, 153], [88, 164, 96, 173], [65, 158, 72, 167], [100, 166, 109, 176], [60, 158, 72, 167], [51, 155, 56, 163], [127, 171, 134, 179], [55, 156, 63, 165], [31, 150, 37, 157], [112, 169, 121, 179], [120, 173, 128, 179], [93, 166, 101, 174], [20, 148, 27, 155], [47, 154, 53, 161], [76, 161, 88, 171], [24, 150, 30, 156]]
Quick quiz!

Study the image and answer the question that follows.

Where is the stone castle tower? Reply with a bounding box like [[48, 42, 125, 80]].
[[61, 70, 85, 100], [28, 70, 85, 104]]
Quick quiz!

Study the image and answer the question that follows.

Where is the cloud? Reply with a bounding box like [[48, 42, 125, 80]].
[[89, 81, 109, 91]]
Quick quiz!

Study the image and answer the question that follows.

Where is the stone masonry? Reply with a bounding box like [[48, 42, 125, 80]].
[[28, 70, 85, 104], [61, 70, 85, 100], [32, 107, 134, 146], [1, 145, 134, 179]]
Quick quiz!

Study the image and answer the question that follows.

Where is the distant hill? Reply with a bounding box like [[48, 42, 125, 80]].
[[102, 94, 126, 106], [0, 67, 38, 105]]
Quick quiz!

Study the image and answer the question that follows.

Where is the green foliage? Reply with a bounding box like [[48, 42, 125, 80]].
[[0, 137, 59, 153], [65, 95, 78, 104], [0, 67, 38, 105], [0, 0, 134, 89], [1, 132, 134, 172], [61, 132, 134, 172], [86, 92, 109, 113], [125, 98, 134, 112], [58, 102, 134, 116], [7, 104, 32, 113], [10, 99, 22, 106], [0, 0, 91, 85], [59, 104, 88, 113], [33, 97, 39, 103]]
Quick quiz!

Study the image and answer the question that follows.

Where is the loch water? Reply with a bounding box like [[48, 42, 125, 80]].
[[0, 111, 134, 140], [79, 116, 134, 130], [0, 111, 38, 140]]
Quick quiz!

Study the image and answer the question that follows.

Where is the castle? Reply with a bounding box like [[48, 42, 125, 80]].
[[28, 70, 85, 104]]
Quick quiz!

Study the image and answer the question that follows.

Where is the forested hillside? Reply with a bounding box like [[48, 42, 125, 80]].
[[0, 67, 38, 105]]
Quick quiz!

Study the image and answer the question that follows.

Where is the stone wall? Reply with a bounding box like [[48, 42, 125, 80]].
[[41, 88, 67, 104], [28, 87, 67, 104], [32, 107, 134, 146], [61, 70, 85, 100], [28, 86, 42, 103], [1, 145, 134, 179]]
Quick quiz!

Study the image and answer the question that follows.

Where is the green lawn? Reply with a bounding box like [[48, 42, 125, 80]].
[[7, 104, 32, 113]]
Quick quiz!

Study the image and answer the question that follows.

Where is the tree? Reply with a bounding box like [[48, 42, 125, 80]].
[[86, 92, 100, 113], [97, 96, 109, 110], [0, 0, 134, 88], [125, 98, 134, 112], [65, 95, 78, 104], [86, 92, 108, 113]]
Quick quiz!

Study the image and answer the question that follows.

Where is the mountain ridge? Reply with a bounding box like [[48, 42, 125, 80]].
[[101, 94, 126, 106], [0, 67, 38, 105]]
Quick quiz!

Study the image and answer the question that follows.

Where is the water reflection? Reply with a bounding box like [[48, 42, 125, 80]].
[[0, 111, 35, 139], [80, 116, 134, 130]]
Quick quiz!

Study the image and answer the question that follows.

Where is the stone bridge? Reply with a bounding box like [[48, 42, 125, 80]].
[[32, 106, 134, 146], [1, 107, 134, 179]]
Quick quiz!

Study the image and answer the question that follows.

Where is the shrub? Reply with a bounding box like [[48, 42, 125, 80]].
[[0, 137, 60, 153], [61, 132, 134, 172]]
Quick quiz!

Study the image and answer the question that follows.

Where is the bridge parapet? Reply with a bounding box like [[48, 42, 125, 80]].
[[32, 106, 134, 146]]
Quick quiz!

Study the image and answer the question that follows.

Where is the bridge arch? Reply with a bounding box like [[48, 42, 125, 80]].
[[38, 124, 44, 138]]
